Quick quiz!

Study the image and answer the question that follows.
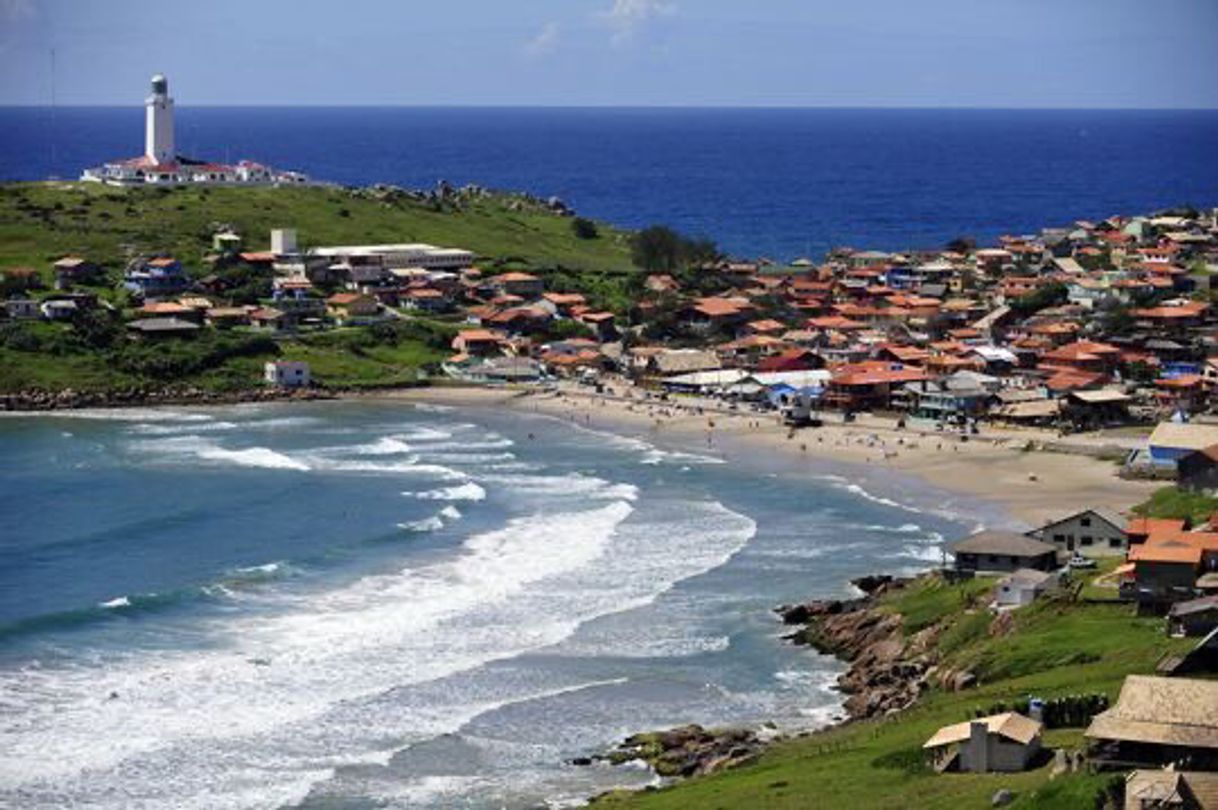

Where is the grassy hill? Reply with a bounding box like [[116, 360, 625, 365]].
[[0, 182, 640, 395], [0, 182, 634, 281], [594, 571, 1193, 810]]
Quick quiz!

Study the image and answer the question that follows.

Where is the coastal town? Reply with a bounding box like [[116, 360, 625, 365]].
[[6, 184, 1218, 804], [5, 73, 1218, 810]]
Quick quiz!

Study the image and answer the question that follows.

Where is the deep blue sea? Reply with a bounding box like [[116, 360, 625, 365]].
[[0, 401, 992, 808], [1, 106, 1216, 258]]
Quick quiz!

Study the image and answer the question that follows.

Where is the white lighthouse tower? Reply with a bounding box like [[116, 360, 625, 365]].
[[144, 74, 175, 164]]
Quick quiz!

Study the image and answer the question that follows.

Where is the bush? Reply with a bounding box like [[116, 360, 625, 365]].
[[110, 333, 278, 380], [0, 322, 41, 352], [630, 225, 720, 273], [571, 217, 599, 240]]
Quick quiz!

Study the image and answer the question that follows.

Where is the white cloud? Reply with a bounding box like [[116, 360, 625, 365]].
[[523, 21, 561, 58], [601, 0, 676, 45]]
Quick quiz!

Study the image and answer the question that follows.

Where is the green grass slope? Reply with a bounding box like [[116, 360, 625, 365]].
[[595, 576, 1193, 810], [0, 182, 633, 274], [0, 182, 639, 394]]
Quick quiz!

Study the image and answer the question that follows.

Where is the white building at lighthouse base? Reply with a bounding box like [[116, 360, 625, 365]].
[[81, 73, 311, 187]]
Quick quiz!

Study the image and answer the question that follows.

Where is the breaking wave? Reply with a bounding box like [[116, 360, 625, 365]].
[[414, 482, 487, 502]]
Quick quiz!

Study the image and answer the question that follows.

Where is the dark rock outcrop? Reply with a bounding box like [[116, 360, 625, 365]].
[[776, 576, 949, 720], [597, 724, 769, 779]]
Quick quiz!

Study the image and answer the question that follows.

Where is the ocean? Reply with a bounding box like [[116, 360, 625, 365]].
[[0, 401, 984, 808], [1, 106, 1217, 258]]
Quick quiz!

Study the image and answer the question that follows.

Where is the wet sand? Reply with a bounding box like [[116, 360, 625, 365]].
[[374, 384, 1155, 528]]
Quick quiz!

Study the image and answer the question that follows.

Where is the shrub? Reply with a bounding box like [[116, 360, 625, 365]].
[[571, 217, 599, 240]]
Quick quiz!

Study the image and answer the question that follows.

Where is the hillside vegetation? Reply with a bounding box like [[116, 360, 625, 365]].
[[0, 182, 634, 281], [0, 182, 640, 394], [594, 574, 1192, 810]]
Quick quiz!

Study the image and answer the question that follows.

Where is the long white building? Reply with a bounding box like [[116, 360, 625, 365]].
[[82, 74, 310, 187]]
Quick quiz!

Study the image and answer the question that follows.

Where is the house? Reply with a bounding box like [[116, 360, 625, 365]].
[[902, 375, 995, 424], [757, 348, 823, 373], [264, 360, 311, 388], [401, 287, 452, 313], [123, 257, 189, 298], [38, 298, 78, 321], [52, 256, 101, 290], [205, 306, 253, 328], [951, 531, 1059, 573], [922, 712, 1043, 773], [451, 328, 506, 357], [491, 271, 544, 299], [241, 307, 282, 333], [1179, 446, 1218, 492], [1169, 596, 1218, 639], [1123, 768, 1218, 810], [649, 349, 722, 378], [823, 362, 931, 412], [1147, 423, 1218, 470], [994, 568, 1058, 608], [1127, 540, 1205, 608], [325, 292, 379, 322], [1086, 675, 1218, 770], [3, 299, 40, 320], [1028, 508, 1128, 558], [1062, 389, 1133, 431], [688, 297, 754, 330]]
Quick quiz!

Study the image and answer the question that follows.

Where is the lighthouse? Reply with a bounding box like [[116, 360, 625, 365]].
[[144, 74, 175, 164], [81, 73, 308, 185]]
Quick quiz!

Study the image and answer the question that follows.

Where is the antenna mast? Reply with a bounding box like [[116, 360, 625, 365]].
[[49, 47, 57, 179]]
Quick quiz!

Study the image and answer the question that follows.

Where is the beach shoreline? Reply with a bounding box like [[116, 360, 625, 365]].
[[370, 383, 1156, 529]]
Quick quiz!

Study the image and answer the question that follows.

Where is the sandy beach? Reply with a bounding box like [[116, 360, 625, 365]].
[[374, 383, 1157, 528]]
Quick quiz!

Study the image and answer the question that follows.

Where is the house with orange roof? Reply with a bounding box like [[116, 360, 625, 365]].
[[1126, 534, 1216, 609], [325, 292, 379, 322], [1039, 340, 1122, 375], [807, 315, 866, 332], [541, 292, 588, 315], [756, 348, 824, 373], [490, 271, 544, 299], [823, 362, 931, 412], [451, 328, 507, 357], [687, 296, 754, 329], [1130, 301, 1208, 329], [743, 318, 786, 336]]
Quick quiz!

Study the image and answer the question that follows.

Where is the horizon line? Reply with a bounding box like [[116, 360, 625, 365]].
[[2, 103, 1217, 112]]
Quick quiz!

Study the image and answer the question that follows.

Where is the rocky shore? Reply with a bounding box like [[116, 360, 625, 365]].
[[0, 385, 337, 411], [584, 723, 774, 780], [776, 573, 977, 721]]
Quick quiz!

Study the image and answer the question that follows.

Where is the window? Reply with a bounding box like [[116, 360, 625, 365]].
[[1080, 516, 1092, 527], [1053, 534, 1066, 544], [1081, 536, 1093, 546], [1109, 537, 1123, 548]]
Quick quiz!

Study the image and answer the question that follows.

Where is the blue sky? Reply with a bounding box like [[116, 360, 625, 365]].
[[1, 0, 1216, 107]]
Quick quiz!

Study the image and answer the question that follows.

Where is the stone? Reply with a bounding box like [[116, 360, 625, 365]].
[[992, 788, 1014, 807]]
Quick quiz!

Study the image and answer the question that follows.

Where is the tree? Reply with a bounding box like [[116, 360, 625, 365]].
[[1009, 282, 1068, 318], [945, 236, 976, 254], [571, 217, 599, 240], [630, 225, 721, 273], [631, 225, 683, 272]]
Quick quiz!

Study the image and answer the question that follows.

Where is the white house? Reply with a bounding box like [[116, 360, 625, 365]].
[[994, 568, 1057, 609], [923, 712, 1043, 773], [1028, 508, 1129, 558], [264, 361, 311, 388]]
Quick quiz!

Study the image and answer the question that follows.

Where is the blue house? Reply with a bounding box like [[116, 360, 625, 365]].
[[1146, 422, 1218, 469], [123, 257, 188, 298]]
